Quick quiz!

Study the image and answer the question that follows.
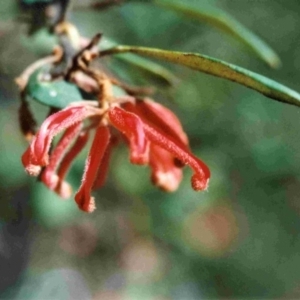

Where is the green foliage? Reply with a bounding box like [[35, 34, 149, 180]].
[[26, 68, 83, 108], [102, 37, 178, 85], [101, 45, 300, 107], [153, 0, 281, 68], [1, 0, 300, 299], [0, 1, 18, 20]]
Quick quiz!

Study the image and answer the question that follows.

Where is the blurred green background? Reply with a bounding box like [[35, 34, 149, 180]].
[[1, 0, 300, 299]]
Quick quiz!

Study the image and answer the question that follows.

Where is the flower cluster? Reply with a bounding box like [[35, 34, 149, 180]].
[[19, 31, 210, 212], [21, 95, 210, 212]]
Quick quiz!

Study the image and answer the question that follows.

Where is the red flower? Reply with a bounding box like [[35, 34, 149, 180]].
[[21, 98, 210, 212]]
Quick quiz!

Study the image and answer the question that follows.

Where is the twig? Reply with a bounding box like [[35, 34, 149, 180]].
[[15, 47, 63, 91]]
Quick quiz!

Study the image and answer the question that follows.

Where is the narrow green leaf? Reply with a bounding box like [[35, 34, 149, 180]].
[[152, 0, 281, 68], [26, 68, 83, 108], [100, 45, 300, 108], [101, 38, 178, 85]]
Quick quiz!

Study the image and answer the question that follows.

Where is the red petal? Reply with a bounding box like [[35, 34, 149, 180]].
[[55, 131, 89, 198], [21, 147, 41, 176], [143, 124, 210, 191], [108, 106, 149, 165], [123, 99, 188, 149], [149, 144, 182, 192], [75, 126, 110, 212], [41, 123, 82, 197], [92, 139, 113, 190], [21, 105, 97, 174]]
